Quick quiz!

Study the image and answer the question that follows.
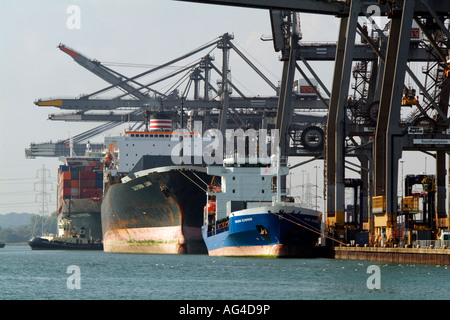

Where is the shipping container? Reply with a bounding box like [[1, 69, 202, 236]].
[[60, 188, 71, 196], [71, 188, 79, 197], [60, 180, 71, 188], [71, 170, 79, 179], [61, 171, 71, 180]]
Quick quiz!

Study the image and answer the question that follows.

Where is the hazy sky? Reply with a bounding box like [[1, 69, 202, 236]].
[[0, 0, 441, 215]]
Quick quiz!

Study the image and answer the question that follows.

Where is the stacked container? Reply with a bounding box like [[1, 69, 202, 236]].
[[57, 158, 104, 215]]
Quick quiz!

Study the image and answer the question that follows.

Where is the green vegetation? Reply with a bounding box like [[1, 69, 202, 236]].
[[0, 212, 57, 243], [126, 239, 178, 245]]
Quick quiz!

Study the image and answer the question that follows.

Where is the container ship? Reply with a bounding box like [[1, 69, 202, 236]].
[[101, 117, 213, 254], [28, 156, 103, 250], [202, 156, 322, 257]]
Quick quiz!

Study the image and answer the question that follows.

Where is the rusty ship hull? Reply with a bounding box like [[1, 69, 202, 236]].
[[101, 166, 210, 254]]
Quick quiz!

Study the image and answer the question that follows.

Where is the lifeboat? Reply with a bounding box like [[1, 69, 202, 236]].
[[204, 198, 216, 215]]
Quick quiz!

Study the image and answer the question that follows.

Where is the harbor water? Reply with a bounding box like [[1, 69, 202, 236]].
[[0, 245, 449, 300]]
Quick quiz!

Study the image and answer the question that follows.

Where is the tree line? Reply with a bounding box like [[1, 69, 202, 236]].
[[0, 212, 57, 243]]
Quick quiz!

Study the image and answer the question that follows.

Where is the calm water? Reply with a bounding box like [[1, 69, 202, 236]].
[[0, 245, 449, 300]]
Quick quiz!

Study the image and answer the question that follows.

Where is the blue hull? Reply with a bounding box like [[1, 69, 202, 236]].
[[202, 208, 321, 257]]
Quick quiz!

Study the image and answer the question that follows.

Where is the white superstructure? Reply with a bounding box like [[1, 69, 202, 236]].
[[104, 130, 205, 174], [206, 157, 290, 221]]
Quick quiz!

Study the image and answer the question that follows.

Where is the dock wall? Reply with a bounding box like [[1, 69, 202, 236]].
[[332, 246, 450, 265]]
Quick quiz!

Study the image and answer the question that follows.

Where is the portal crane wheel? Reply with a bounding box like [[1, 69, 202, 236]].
[[300, 126, 324, 151], [367, 101, 379, 125]]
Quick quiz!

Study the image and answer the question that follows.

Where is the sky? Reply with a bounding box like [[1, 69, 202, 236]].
[[0, 0, 443, 216]]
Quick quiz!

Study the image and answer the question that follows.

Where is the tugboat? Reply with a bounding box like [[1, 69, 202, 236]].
[[28, 217, 103, 250]]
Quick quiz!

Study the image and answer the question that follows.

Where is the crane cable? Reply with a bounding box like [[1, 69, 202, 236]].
[[191, 171, 209, 187], [269, 211, 347, 246], [178, 170, 206, 193]]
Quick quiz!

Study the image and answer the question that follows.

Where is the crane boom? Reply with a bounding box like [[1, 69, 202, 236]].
[[58, 44, 150, 101]]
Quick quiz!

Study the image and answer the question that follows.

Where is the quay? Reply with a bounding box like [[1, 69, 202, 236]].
[[330, 246, 450, 265]]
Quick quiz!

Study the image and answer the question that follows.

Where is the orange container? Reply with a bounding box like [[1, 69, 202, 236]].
[[61, 171, 71, 180], [60, 188, 71, 196]]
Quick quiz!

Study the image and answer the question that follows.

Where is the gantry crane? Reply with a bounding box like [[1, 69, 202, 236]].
[[29, 33, 328, 158], [182, 0, 450, 247]]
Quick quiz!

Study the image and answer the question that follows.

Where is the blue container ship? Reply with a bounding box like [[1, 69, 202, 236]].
[[201, 156, 322, 257]]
